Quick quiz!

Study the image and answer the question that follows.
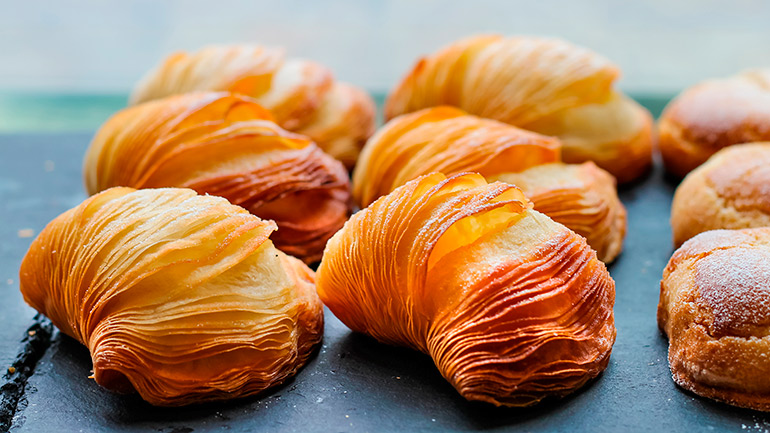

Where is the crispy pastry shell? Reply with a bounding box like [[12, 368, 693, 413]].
[[130, 44, 376, 168], [384, 35, 653, 183], [19, 188, 323, 406], [493, 162, 626, 263], [353, 108, 625, 262], [317, 172, 616, 406], [84, 92, 351, 263]]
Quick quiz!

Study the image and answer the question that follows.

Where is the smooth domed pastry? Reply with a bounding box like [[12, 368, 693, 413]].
[[384, 35, 653, 183], [318, 172, 616, 406], [353, 107, 625, 262], [670, 142, 770, 247], [658, 69, 770, 177], [492, 162, 626, 263], [19, 188, 323, 406], [659, 228, 770, 411], [84, 92, 351, 263], [130, 44, 376, 168]]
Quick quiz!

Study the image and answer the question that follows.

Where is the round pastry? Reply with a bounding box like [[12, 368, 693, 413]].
[[130, 44, 376, 168], [658, 69, 770, 178], [670, 142, 770, 247], [318, 172, 616, 407], [353, 107, 626, 262], [658, 228, 770, 411], [19, 187, 323, 406], [84, 92, 351, 263], [384, 35, 653, 183], [492, 162, 626, 263]]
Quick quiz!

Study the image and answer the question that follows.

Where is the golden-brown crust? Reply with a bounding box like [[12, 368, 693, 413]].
[[352, 106, 561, 207], [84, 92, 352, 263], [318, 172, 616, 407], [130, 44, 376, 168], [19, 188, 324, 406], [659, 228, 770, 411], [494, 162, 626, 263], [543, 93, 654, 184], [353, 108, 625, 262], [658, 69, 770, 178], [384, 35, 653, 183], [670, 142, 770, 247]]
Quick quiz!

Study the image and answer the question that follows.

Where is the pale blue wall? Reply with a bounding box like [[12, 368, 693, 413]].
[[2, 0, 769, 94]]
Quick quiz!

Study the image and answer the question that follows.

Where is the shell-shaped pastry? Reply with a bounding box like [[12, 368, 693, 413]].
[[19, 188, 323, 406], [385, 35, 653, 183], [659, 228, 770, 411], [352, 107, 561, 207], [84, 92, 351, 263], [317, 172, 616, 406], [492, 162, 626, 263], [130, 44, 376, 168], [658, 69, 770, 178], [352, 107, 625, 262]]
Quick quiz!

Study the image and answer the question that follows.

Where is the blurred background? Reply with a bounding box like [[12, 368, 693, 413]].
[[1, 0, 769, 131]]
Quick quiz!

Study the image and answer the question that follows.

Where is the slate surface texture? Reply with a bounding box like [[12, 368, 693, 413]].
[[3, 129, 770, 432]]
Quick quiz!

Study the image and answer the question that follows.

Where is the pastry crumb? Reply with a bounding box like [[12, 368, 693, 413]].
[[18, 228, 35, 238]]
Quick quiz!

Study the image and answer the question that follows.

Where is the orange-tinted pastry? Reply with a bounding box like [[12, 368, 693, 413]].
[[317, 172, 616, 406], [384, 35, 653, 183], [658, 69, 770, 178], [493, 162, 626, 263], [670, 142, 770, 247], [84, 92, 351, 263], [659, 228, 770, 411], [19, 188, 323, 406], [130, 44, 376, 168], [353, 107, 625, 262]]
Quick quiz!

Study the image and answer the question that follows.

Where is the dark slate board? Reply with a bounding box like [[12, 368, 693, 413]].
[[3, 131, 770, 433]]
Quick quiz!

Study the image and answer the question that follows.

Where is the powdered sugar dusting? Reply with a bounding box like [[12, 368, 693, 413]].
[[695, 248, 770, 336]]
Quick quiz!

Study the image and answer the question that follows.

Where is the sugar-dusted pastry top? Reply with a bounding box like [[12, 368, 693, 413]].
[[385, 35, 653, 183], [84, 92, 351, 263], [493, 162, 626, 263], [19, 188, 323, 406], [670, 142, 770, 247], [658, 69, 770, 177], [318, 172, 616, 407], [130, 44, 376, 168], [353, 107, 626, 262], [659, 228, 770, 411]]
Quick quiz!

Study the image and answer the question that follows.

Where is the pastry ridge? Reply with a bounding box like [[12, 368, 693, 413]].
[[19, 188, 323, 406], [384, 35, 653, 183], [353, 107, 626, 262], [130, 44, 376, 168], [84, 92, 351, 263], [318, 172, 616, 406]]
